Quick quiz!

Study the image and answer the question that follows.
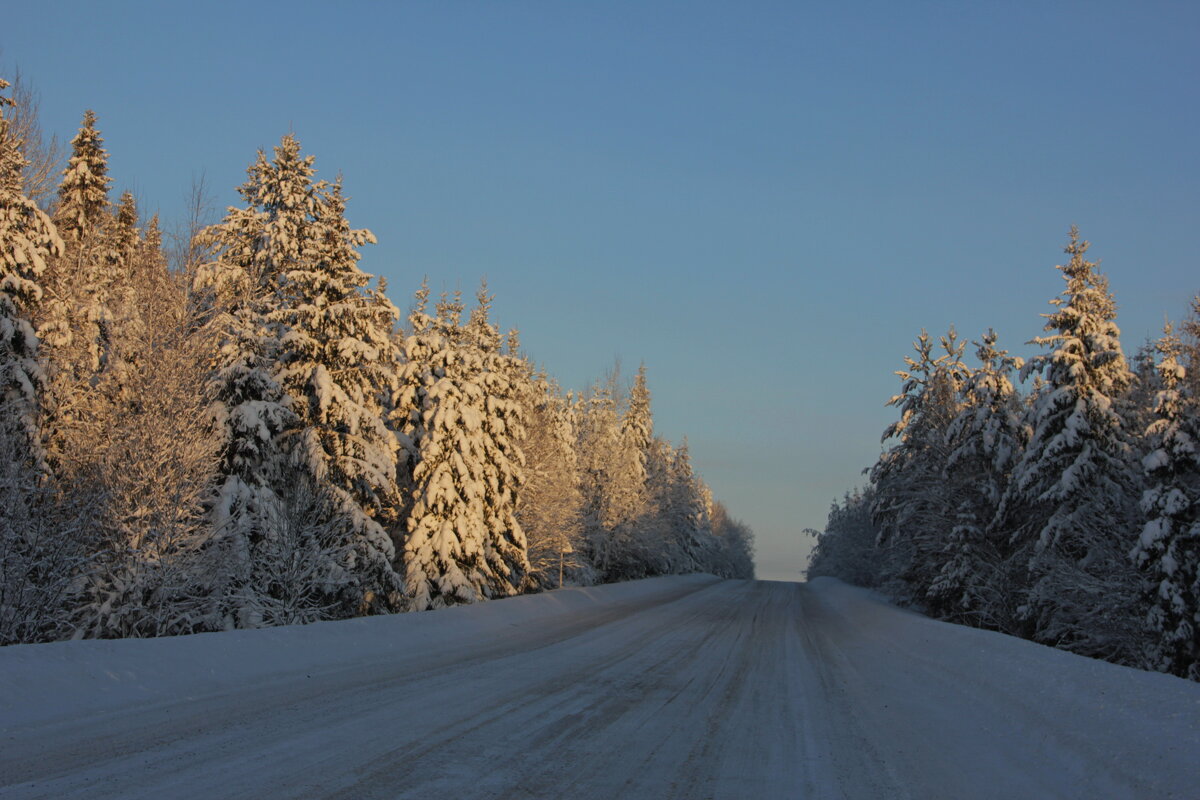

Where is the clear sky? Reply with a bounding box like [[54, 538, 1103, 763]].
[[4, 1, 1197, 581]]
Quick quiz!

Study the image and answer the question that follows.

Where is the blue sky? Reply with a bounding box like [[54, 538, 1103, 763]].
[[4, 1, 1197, 580]]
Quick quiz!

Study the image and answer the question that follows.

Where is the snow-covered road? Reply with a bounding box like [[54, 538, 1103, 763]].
[[2, 576, 1198, 799]]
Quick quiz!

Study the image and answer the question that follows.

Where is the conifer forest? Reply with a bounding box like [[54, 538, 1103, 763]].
[[808, 228, 1200, 682], [0, 75, 755, 645]]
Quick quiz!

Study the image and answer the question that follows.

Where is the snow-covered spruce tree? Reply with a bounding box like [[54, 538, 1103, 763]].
[[269, 177, 403, 615], [577, 377, 623, 577], [194, 137, 312, 626], [201, 135, 407, 623], [465, 289, 530, 592], [513, 362, 589, 589], [396, 285, 530, 610], [1000, 228, 1145, 662], [869, 328, 969, 604], [657, 438, 714, 574], [0, 77, 78, 644], [1132, 324, 1200, 679], [44, 110, 115, 383], [603, 365, 660, 580], [927, 330, 1026, 630]]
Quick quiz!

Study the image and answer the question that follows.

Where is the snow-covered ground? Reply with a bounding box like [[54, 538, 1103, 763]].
[[2, 576, 1198, 799]]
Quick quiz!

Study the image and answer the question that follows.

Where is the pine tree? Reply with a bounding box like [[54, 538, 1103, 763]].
[[1001, 228, 1144, 661], [1132, 324, 1200, 679], [807, 489, 878, 586]]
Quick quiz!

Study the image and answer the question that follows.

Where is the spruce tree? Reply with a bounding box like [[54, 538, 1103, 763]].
[[54, 110, 111, 245], [662, 438, 714, 574], [397, 285, 530, 609], [517, 370, 588, 588], [0, 79, 60, 473], [1002, 228, 1144, 661], [195, 136, 317, 626], [269, 177, 403, 614], [928, 330, 1026, 628], [1132, 324, 1200, 679], [870, 328, 968, 602], [0, 77, 72, 643]]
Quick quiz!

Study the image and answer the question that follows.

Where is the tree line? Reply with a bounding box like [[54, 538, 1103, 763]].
[[808, 227, 1199, 681], [0, 76, 754, 644]]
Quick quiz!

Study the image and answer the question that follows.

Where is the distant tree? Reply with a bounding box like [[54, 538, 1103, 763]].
[[709, 501, 755, 580], [806, 489, 878, 587]]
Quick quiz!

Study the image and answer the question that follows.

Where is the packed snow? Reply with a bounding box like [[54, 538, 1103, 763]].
[[2, 576, 1198, 798]]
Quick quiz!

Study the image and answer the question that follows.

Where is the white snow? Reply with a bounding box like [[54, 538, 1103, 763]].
[[2, 576, 1198, 799]]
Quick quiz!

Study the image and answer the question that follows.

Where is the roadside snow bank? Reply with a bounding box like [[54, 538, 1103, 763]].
[[0, 574, 718, 728]]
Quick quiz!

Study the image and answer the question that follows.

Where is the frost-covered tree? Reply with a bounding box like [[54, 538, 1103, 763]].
[[604, 366, 660, 579], [927, 330, 1026, 629], [654, 438, 713, 574], [577, 377, 623, 575], [396, 285, 529, 610], [46, 109, 115, 377], [1001, 228, 1144, 661], [53, 110, 110, 244], [200, 135, 407, 621], [514, 365, 588, 589], [0, 77, 76, 644], [0, 78, 59, 474], [870, 328, 968, 602], [1132, 325, 1200, 679], [194, 136, 312, 625], [269, 177, 403, 614]]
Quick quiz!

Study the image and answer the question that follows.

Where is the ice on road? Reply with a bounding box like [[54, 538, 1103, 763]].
[[2, 576, 1198, 799]]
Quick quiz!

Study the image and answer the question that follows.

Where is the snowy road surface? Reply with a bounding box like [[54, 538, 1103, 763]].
[[2, 576, 1199, 799]]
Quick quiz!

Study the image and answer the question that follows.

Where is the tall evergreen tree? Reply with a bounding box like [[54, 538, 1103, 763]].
[[1001, 228, 1144, 661], [0, 77, 73, 643], [396, 286, 529, 610], [0, 78, 59, 472], [269, 177, 403, 614], [928, 330, 1026, 628], [195, 135, 321, 625], [870, 328, 968, 602], [517, 370, 588, 588], [1132, 324, 1200, 678]]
